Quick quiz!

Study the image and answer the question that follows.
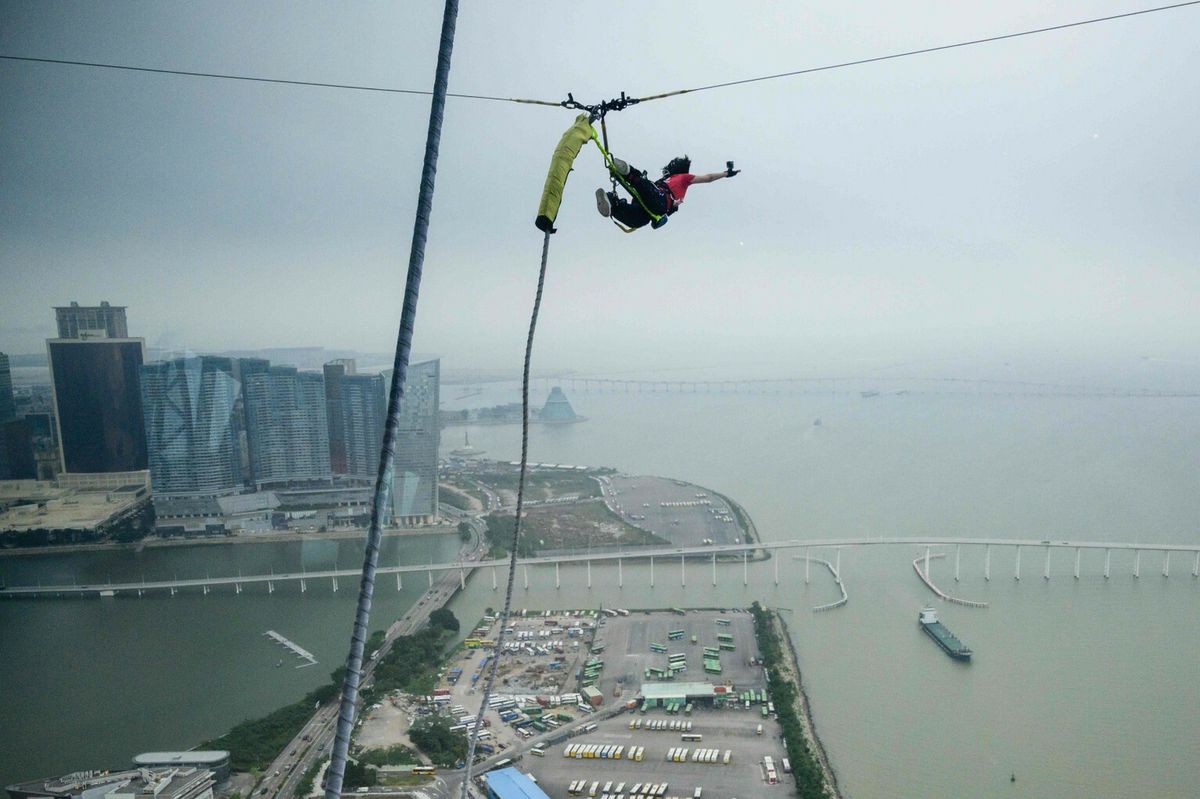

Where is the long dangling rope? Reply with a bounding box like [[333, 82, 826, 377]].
[[461, 229, 552, 797], [323, 1, 460, 796]]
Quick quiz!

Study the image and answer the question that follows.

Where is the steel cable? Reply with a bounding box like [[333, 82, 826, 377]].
[[323, 1, 460, 796]]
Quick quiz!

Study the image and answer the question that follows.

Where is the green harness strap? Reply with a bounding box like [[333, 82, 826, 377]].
[[587, 124, 664, 231]]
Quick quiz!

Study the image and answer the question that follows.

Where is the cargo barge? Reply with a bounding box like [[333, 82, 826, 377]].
[[918, 607, 972, 660]]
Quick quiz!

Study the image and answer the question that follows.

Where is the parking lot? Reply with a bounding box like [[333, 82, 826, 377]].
[[590, 610, 764, 701], [357, 610, 609, 760], [522, 703, 790, 799], [600, 476, 745, 548]]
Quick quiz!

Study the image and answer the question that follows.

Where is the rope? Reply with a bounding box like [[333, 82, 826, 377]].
[[323, 0, 460, 796], [637, 1, 1200, 102], [0, 54, 559, 106], [461, 229, 552, 797]]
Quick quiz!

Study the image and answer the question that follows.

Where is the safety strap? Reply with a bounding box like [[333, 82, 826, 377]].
[[588, 123, 664, 229]]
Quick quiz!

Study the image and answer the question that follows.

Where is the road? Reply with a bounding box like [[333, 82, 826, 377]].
[[259, 512, 488, 799]]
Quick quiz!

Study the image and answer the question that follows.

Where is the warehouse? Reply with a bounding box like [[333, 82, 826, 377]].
[[483, 767, 551, 799]]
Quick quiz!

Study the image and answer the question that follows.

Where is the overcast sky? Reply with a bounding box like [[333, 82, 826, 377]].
[[2, 1, 1197, 376]]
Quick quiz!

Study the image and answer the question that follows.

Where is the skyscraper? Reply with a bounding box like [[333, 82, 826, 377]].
[[243, 366, 331, 487], [47, 338, 148, 473], [140, 356, 243, 497], [54, 301, 129, 339], [0, 352, 14, 422], [341, 373, 386, 479], [0, 417, 37, 479], [324, 358, 386, 480], [323, 359, 356, 475], [391, 358, 440, 524]]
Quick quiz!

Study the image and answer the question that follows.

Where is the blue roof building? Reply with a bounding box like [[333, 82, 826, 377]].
[[483, 768, 550, 799]]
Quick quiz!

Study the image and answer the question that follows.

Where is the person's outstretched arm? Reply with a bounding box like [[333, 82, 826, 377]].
[[691, 165, 740, 184]]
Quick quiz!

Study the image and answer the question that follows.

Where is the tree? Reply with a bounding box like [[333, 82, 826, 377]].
[[342, 759, 377, 789], [409, 715, 466, 767], [458, 521, 472, 542], [429, 607, 460, 633]]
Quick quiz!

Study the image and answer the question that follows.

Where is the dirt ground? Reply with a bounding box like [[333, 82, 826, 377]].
[[522, 501, 665, 549]]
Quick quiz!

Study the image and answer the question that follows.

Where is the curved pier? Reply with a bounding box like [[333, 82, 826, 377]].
[[810, 555, 849, 612], [913, 552, 988, 608]]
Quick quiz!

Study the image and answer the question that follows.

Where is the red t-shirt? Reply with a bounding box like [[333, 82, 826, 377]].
[[660, 173, 696, 209]]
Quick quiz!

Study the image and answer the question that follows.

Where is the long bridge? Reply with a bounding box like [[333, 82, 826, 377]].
[[3, 536, 1197, 599], [559, 376, 1199, 398]]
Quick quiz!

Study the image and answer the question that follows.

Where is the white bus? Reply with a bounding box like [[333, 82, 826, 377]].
[[782, 758, 792, 774], [723, 750, 732, 765], [682, 733, 702, 742]]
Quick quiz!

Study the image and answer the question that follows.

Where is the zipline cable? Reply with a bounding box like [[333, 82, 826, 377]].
[[637, 0, 1200, 102], [323, 0, 460, 797], [461, 229, 553, 798], [0, 53, 559, 106], [3, 2, 1196, 110]]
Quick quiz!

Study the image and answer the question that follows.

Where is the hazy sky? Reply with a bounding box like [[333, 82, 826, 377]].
[[2, 1, 1198, 375]]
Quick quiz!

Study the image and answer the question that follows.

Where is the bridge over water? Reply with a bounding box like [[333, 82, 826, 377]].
[[560, 376, 1200, 398], [3, 537, 1197, 600]]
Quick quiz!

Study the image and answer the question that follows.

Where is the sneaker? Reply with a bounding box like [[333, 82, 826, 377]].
[[595, 188, 611, 218], [610, 157, 631, 177]]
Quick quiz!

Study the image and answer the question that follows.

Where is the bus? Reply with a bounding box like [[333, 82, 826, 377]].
[[782, 758, 792, 774], [671, 608, 687, 616], [411, 766, 436, 776], [764, 756, 778, 784], [492, 758, 513, 770], [715, 618, 731, 626], [682, 733, 702, 742]]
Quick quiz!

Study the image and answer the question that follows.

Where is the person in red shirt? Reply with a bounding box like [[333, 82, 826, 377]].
[[595, 155, 739, 230]]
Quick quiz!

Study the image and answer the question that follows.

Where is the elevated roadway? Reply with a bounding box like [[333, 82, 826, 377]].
[[4, 536, 1198, 598]]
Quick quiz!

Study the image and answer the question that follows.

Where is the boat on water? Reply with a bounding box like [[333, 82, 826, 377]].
[[918, 607, 972, 661]]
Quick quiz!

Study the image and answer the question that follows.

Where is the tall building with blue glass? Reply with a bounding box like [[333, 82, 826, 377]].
[[243, 366, 331, 487], [340, 373, 387, 479], [140, 356, 242, 497], [390, 358, 440, 525]]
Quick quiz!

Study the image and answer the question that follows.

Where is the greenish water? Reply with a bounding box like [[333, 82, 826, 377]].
[[2, 384, 1197, 797]]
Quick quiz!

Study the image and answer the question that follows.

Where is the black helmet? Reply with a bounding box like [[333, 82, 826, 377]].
[[662, 155, 691, 177]]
